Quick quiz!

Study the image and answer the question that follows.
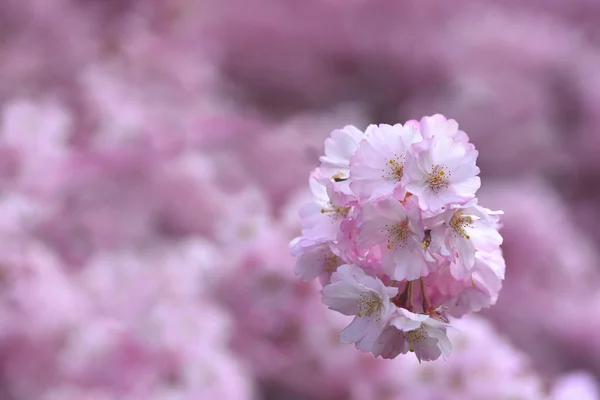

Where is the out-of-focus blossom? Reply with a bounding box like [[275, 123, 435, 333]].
[[2, 0, 600, 397], [551, 371, 600, 400], [480, 180, 600, 377]]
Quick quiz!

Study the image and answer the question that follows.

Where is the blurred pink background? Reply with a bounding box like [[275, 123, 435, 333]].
[[1, 0, 600, 399]]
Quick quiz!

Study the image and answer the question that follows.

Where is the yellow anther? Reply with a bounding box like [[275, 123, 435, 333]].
[[323, 253, 341, 273], [426, 165, 450, 191], [385, 219, 411, 249], [321, 203, 351, 220], [357, 292, 383, 319], [449, 212, 473, 239], [406, 327, 426, 353], [382, 157, 405, 181]]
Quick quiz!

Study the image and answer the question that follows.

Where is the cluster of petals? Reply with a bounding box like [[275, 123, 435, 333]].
[[291, 114, 505, 361]]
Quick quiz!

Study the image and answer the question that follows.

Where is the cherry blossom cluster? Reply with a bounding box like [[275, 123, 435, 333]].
[[290, 114, 505, 362]]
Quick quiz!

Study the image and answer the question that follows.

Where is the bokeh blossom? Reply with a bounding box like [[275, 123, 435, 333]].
[[1, 0, 600, 399]]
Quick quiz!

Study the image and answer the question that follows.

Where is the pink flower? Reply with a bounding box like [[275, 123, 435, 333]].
[[551, 371, 600, 400], [298, 170, 352, 242], [322, 264, 398, 351], [371, 308, 451, 362], [404, 135, 481, 212], [349, 123, 421, 201], [430, 203, 503, 278], [319, 125, 365, 181], [430, 249, 505, 318], [419, 114, 469, 143], [290, 238, 343, 283], [357, 197, 432, 281], [291, 114, 505, 363]]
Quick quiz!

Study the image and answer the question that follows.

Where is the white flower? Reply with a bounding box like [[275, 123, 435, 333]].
[[322, 264, 398, 351], [349, 123, 422, 201], [290, 238, 343, 283], [298, 169, 351, 242], [404, 135, 481, 212], [419, 114, 469, 142], [319, 125, 364, 181], [431, 204, 503, 279], [371, 308, 452, 362], [356, 196, 433, 281]]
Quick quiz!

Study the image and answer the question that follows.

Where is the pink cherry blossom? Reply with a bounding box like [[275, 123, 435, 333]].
[[419, 114, 469, 143], [298, 170, 352, 243], [349, 123, 421, 201], [319, 125, 365, 181], [429, 249, 505, 318], [371, 308, 451, 362], [322, 264, 398, 351], [551, 372, 600, 400], [430, 203, 503, 278], [357, 196, 432, 281], [404, 135, 481, 212], [290, 238, 343, 284], [12, 0, 596, 389], [290, 113, 506, 365]]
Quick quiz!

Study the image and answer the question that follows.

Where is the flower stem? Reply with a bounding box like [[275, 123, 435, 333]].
[[407, 281, 414, 311], [392, 281, 409, 308], [420, 277, 431, 312]]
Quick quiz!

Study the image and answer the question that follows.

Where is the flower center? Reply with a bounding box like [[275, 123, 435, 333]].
[[426, 165, 450, 191], [320, 203, 351, 220], [405, 327, 426, 352], [382, 155, 405, 182], [357, 292, 383, 318], [385, 218, 411, 250], [449, 211, 473, 239], [322, 252, 341, 273]]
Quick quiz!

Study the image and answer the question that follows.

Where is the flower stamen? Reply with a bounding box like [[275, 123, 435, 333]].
[[449, 211, 473, 239], [357, 292, 383, 318], [323, 252, 341, 273], [384, 219, 411, 250], [406, 327, 426, 352], [381, 155, 405, 182], [426, 165, 450, 192], [320, 203, 351, 220]]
